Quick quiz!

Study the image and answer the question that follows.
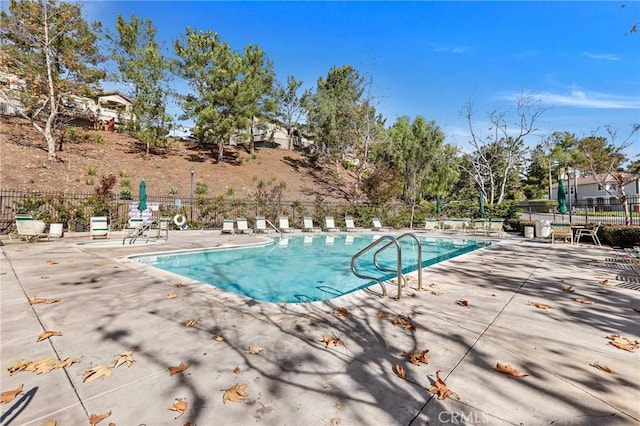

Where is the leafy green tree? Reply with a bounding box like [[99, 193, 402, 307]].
[[0, 0, 104, 160], [308, 65, 364, 164], [109, 14, 173, 156], [272, 75, 311, 150], [173, 29, 274, 164], [374, 116, 455, 226]]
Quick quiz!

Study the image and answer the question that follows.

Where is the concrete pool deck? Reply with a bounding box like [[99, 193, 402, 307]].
[[1, 230, 639, 425]]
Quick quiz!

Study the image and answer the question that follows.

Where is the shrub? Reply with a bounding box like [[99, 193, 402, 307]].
[[86, 166, 97, 176], [119, 169, 129, 178], [120, 188, 133, 200], [95, 174, 117, 196], [195, 181, 208, 195], [95, 134, 104, 144], [599, 225, 640, 248], [66, 128, 77, 142], [120, 178, 131, 188]]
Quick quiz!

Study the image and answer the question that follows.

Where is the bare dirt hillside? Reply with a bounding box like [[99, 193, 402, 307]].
[[0, 117, 355, 202]]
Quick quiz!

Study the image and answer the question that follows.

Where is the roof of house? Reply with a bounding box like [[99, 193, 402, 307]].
[[552, 172, 639, 188]]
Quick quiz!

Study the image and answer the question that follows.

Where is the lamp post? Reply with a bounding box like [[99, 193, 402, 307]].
[[190, 167, 195, 222], [190, 167, 195, 203]]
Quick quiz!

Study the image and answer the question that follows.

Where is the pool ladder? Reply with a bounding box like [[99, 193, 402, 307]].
[[350, 233, 423, 299]]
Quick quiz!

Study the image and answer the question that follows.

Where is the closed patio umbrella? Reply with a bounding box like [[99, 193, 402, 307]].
[[557, 178, 568, 214], [138, 180, 147, 211], [436, 195, 442, 215], [478, 192, 485, 217]]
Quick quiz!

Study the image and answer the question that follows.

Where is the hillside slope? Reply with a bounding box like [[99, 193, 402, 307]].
[[0, 117, 355, 202]]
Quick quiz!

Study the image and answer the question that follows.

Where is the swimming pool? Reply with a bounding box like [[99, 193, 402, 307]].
[[132, 234, 488, 303]]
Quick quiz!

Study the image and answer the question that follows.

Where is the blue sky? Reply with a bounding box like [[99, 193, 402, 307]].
[[86, 1, 640, 160]]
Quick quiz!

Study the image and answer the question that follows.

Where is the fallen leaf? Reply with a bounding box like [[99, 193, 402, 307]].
[[392, 315, 417, 331], [113, 350, 135, 368], [212, 335, 225, 342], [632, 307, 640, 313], [222, 383, 248, 404], [430, 291, 443, 296], [495, 362, 529, 377], [37, 330, 62, 342], [168, 362, 189, 376], [333, 308, 348, 317], [184, 319, 199, 327], [89, 277, 101, 283], [165, 294, 178, 299], [28, 297, 60, 305], [233, 366, 241, 375], [175, 283, 184, 288], [427, 370, 456, 400], [606, 334, 640, 352], [0, 383, 23, 403], [574, 298, 595, 305], [169, 398, 187, 418], [40, 420, 56, 426], [30, 358, 58, 375], [58, 357, 81, 368], [404, 349, 430, 366], [562, 285, 575, 292], [529, 302, 550, 309], [394, 364, 406, 379], [321, 336, 340, 348], [429, 282, 438, 287], [590, 362, 614, 373], [89, 410, 111, 426], [456, 300, 469, 307], [46, 259, 58, 265], [40, 276, 49, 279], [8, 357, 80, 375], [601, 279, 610, 286], [83, 365, 112, 383], [408, 292, 417, 297], [376, 310, 391, 318], [244, 346, 264, 355]]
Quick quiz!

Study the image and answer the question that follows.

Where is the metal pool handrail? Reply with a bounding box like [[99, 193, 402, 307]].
[[373, 232, 423, 291], [351, 235, 402, 299]]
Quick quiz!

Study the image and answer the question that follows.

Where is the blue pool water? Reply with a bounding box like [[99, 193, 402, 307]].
[[132, 234, 488, 303]]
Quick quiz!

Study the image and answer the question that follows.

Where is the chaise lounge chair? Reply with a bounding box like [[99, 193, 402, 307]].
[[255, 216, 269, 233], [90, 216, 110, 240], [371, 218, 389, 232], [344, 216, 363, 232], [423, 219, 440, 232], [302, 216, 321, 232], [323, 216, 340, 232], [236, 217, 253, 234], [221, 219, 235, 234], [15, 214, 49, 242], [279, 216, 295, 233]]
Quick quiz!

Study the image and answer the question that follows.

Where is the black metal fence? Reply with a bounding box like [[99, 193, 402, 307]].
[[0, 189, 409, 233], [3, 188, 639, 234], [519, 195, 640, 226]]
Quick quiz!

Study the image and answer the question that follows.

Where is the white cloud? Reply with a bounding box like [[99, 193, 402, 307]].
[[505, 90, 640, 109], [582, 52, 620, 61], [433, 45, 467, 54]]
